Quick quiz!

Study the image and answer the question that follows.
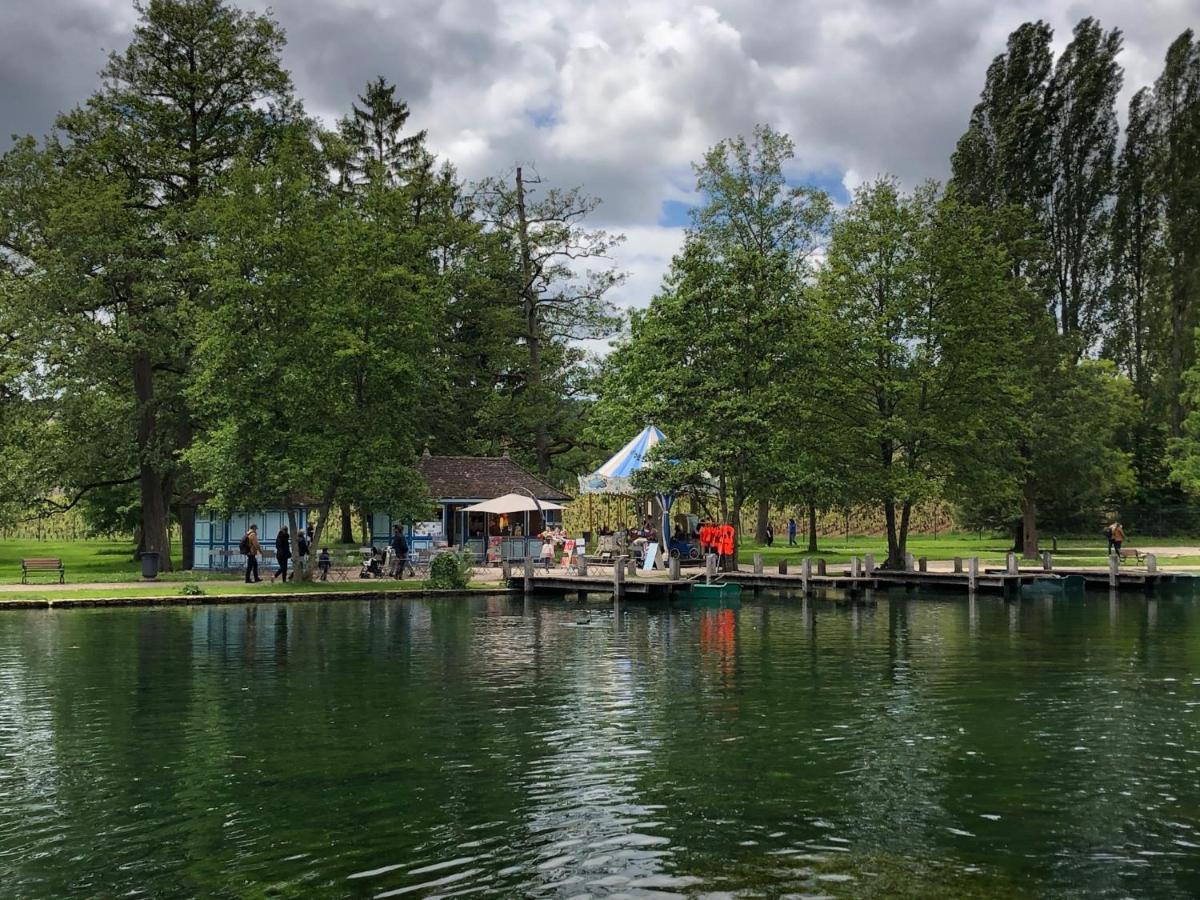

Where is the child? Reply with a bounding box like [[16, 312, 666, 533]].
[[318, 547, 331, 581]]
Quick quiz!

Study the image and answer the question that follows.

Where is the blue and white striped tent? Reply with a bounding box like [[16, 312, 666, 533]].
[[577, 424, 667, 496], [579, 425, 675, 559]]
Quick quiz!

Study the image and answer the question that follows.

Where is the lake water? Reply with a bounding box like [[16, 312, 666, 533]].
[[1, 590, 1199, 898]]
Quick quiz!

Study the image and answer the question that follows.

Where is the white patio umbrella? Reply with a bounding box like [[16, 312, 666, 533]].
[[462, 493, 566, 514]]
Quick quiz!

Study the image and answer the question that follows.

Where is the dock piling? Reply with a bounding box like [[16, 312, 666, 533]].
[[918, 556, 927, 573], [614, 555, 626, 598], [864, 554, 875, 575], [1108, 554, 1119, 587], [851, 556, 861, 578], [778, 559, 788, 575], [816, 558, 827, 576], [1146, 553, 1157, 574], [1042, 551, 1052, 571], [953, 557, 963, 574], [802, 558, 812, 595], [524, 554, 534, 594], [706, 553, 718, 583], [753, 553, 763, 574], [669, 555, 681, 580], [968, 556, 979, 593], [905, 553, 914, 572], [1006, 553, 1018, 575]]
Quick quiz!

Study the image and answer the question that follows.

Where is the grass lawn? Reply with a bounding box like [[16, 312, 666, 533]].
[[736, 533, 1200, 566], [0, 579, 502, 603], [0, 539, 368, 585]]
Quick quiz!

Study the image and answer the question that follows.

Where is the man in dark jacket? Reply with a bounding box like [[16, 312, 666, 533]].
[[390, 525, 411, 579]]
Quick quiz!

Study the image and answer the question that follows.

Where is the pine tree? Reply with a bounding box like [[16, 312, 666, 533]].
[[340, 76, 428, 186]]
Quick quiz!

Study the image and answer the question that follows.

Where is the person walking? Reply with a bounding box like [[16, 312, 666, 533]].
[[788, 517, 797, 547], [390, 524, 412, 579], [242, 524, 262, 583], [272, 525, 291, 582], [765, 522, 774, 548], [1104, 522, 1115, 556]]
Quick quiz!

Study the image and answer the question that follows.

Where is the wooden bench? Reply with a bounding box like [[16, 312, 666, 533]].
[[21, 558, 65, 584], [1118, 548, 1144, 566]]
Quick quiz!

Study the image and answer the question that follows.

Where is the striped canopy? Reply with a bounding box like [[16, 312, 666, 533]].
[[578, 425, 666, 495]]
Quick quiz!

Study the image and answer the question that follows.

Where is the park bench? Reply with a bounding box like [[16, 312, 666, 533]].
[[1118, 548, 1144, 566], [21, 557, 65, 584]]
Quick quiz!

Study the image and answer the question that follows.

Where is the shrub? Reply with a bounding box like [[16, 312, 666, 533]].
[[180, 583, 204, 596], [426, 551, 473, 590]]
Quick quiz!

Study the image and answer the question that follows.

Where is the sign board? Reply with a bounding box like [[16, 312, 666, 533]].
[[413, 521, 442, 537], [641, 542, 659, 573], [562, 539, 576, 564], [486, 536, 502, 565]]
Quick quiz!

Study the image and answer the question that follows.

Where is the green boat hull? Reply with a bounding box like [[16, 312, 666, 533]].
[[681, 582, 743, 603]]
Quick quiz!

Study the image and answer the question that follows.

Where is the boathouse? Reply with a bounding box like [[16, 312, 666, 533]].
[[190, 454, 570, 569]]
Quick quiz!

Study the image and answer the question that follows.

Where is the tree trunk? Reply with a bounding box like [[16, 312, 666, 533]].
[[755, 498, 769, 544], [1021, 476, 1039, 559], [133, 349, 173, 571], [884, 500, 900, 568], [898, 501, 912, 564], [339, 503, 353, 544], [807, 503, 818, 553], [286, 503, 303, 582], [178, 503, 196, 570], [515, 167, 550, 474]]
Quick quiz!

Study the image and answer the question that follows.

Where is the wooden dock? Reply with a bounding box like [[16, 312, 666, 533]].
[[510, 564, 1197, 599]]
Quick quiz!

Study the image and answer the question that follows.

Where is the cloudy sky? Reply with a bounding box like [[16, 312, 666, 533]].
[[2, 0, 1196, 312]]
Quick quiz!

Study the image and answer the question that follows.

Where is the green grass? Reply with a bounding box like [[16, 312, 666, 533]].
[[0, 539, 369, 585], [0, 579, 501, 603], [737, 532, 1200, 566]]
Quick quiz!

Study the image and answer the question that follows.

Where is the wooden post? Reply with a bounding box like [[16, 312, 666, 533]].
[[1006, 552, 1018, 575], [1109, 553, 1119, 588], [778, 558, 788, 575], [501, 559, 512, 580], [968, 556, 978, 593], [614, 555, 626, 598], [816, 558, 827, 576], [904, 553, 914, 572], [626, 557, 637, 579], [669, 555, 681, 580], [953, 557, 963, 574], [576, 554, 588, 577], [802, 558, 811, 594], [1146, 552, 1157, 574], [753, 553, 764, 574], [918, 557, 927, 573], [1041, 551, 1052, 571], [524, 554, 534, 593], [864, 554, 875, 575], [851, 556, 861, 578], [706, 553, 717, 583]]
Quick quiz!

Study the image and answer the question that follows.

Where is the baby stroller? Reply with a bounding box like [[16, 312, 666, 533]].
[[359, 546, 385, 578]]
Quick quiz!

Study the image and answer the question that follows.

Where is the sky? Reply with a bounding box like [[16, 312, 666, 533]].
[[2, 0, 1197, 317]]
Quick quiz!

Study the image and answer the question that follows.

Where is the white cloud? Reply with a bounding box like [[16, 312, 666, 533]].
[[2, 0, 1195, 312]]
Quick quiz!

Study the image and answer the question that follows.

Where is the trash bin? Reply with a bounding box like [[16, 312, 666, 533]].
[[141, 552, 160, 579]]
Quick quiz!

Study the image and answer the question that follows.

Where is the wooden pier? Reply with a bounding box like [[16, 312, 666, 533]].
[[509, 559, 1197, 600]]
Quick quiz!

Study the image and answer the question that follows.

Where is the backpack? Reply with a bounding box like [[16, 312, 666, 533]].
[[239, 533, 251, 554]]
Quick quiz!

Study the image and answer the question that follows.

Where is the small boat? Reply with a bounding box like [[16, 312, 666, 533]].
[[1020, 574, 1086, 597], [680, 581, 743, 603]]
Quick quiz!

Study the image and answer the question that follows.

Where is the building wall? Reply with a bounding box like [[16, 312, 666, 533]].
[[192, 507, 310, 570]]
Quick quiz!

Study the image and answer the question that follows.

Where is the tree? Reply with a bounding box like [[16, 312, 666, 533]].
[[812, 181, 1021, 567], [474, 168, 624, 476], [186, 126, 436, 571], [593, 127, 830, 568], [1152, 31, 1200, 437], [0, 0, 294, 568], [339, 76, 429, 187], [1045, 18, 1123, 352]]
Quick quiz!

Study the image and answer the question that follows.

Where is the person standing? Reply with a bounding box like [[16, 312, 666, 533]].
[[272, 525, 291, 582], [1104, 522, 1115, 556], [242, 523, 262, 583], [1111, 522, 1126, 556], [788, 517, 797, 547], [765, 522, 774, 548], [297, 529, 310, 575]]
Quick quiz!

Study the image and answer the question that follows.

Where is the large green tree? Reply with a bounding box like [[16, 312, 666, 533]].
[[812, 180, 1021, 567], [0, 0, 294, 568]]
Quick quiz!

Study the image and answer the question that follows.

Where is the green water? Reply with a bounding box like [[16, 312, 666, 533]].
[[2, 591, 1200, 898]]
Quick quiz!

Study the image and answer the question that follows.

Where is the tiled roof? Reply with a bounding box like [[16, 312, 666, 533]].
[[415, 455, 572, 503]]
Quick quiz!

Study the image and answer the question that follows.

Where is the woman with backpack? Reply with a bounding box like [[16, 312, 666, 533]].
[[272, 525, 291, 582]]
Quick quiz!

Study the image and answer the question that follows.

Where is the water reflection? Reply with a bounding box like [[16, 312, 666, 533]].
[[0, 592, 1199, 897]]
